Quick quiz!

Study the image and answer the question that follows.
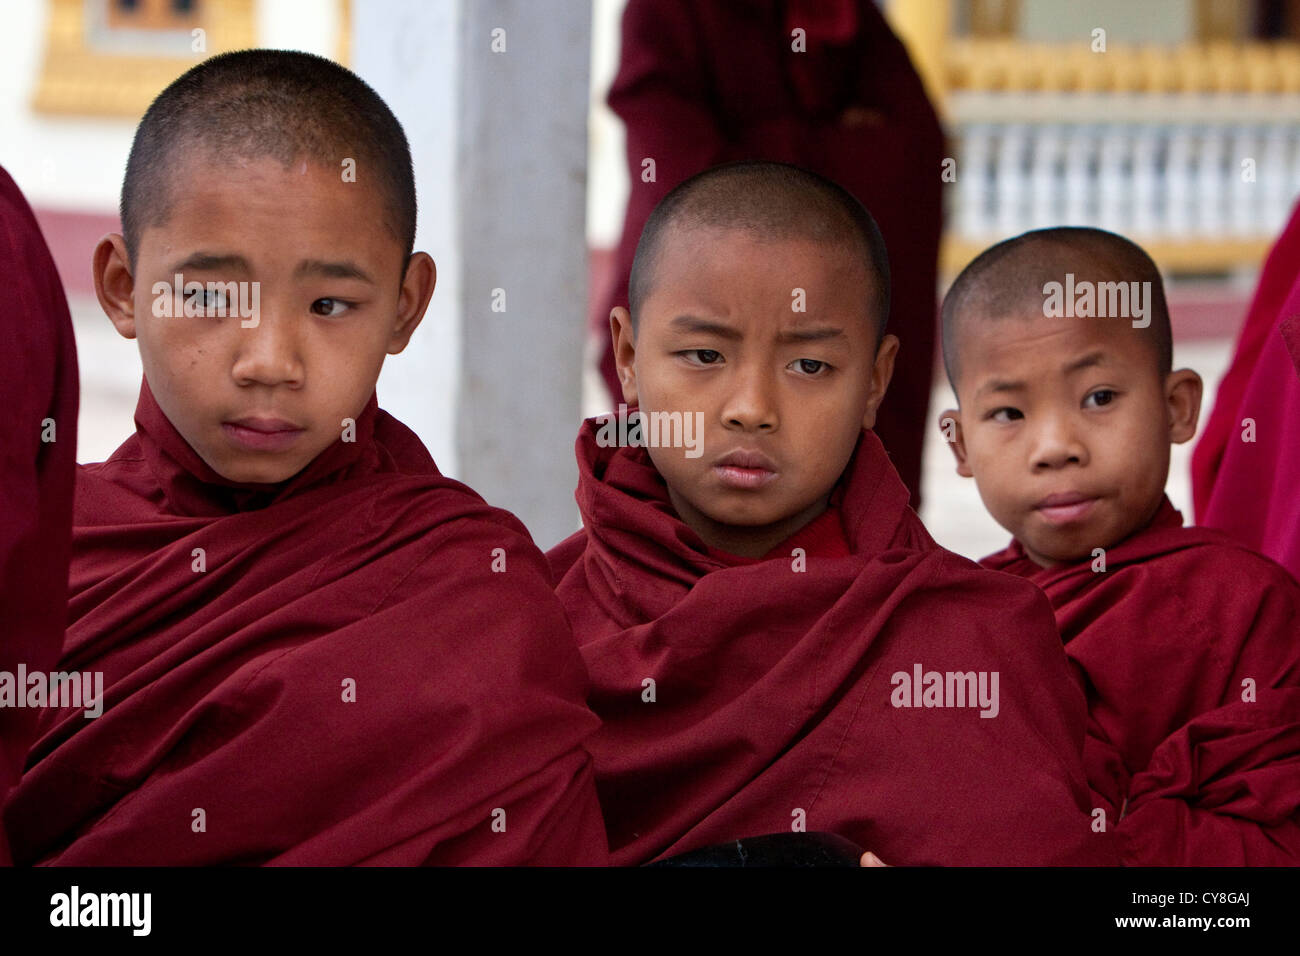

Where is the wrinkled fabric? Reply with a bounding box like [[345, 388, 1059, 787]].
[[1192, 200, 1300, 580], [550, 419, 1114, 866], [0, 166, 79, 864], [983, 498, 1300, 864], [7, 380, 608, 866]]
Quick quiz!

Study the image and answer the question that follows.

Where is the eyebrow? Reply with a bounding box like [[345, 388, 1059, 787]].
[[669, 316, 743, 340], [974, 351, 1112, 398], [165, 252, 251, 275], [975, 378, 1025, 397], [161, 253, 376, 285], [776, 325, 846, 344], [1063, 350, 1108, 374], [294, 259, 376, 285], [667, 315, 847, 344]]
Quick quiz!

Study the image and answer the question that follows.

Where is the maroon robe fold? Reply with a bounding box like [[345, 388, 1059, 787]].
[[548, 420, 1115, 866], [1192, 200, 1300, 580], [595, 0, 944, 507], [981, 497, 1300, 865], [5, 380, 608, 865], [0, 167, 79, 865]]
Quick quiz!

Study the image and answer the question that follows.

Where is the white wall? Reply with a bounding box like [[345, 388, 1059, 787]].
[[0, 0, 344, 210]]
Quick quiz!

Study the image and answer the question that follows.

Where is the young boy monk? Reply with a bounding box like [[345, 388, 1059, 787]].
[[549, 161, 1115, 866], [3, 50, 608, 866], [939, 226, 1300, 865]]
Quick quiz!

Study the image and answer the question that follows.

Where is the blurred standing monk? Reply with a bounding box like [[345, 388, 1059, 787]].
[[0, 167, 79, 865], [595, 0, 944, 507], [1192, 201, 1300, 580]]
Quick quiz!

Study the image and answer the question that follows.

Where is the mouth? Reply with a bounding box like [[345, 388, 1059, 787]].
[[713, 449, 779, 490], [221, 416, 306, 452], [1033, 492, 1098, 525]]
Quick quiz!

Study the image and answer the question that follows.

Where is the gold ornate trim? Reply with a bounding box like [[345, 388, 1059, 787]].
[[34, 0, 256, 117]]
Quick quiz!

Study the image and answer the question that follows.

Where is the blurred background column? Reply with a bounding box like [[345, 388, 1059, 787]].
[[356, 0, 591, 548]]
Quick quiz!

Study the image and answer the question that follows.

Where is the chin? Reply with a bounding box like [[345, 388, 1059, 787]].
[[1028, 532, 1092, 564], [702, 504, 780, 528], [707, 505, 790, 529], [1045, 546, 1090, 565], [211, 460, 297, 485]]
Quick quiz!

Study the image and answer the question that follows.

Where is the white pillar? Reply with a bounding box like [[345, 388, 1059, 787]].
[[355, 0, 591, 549]]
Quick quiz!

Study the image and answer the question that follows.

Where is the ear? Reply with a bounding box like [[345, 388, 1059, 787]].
[[1165, 368, 1202, 444], [859, 333, 899, 430], [610, 306, 639, 406], [938, 407, 974, 477], [94, 234, 138, 340], [387, 252, 436, 354]]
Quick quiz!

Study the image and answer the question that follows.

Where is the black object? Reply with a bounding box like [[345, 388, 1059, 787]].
[[646, 831, 864, 867]]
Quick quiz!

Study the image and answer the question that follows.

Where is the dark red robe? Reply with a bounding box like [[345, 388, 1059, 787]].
[[0, 167, 79, 865], [1192, 200, 1300, 580], [5, 380, 608, 865], [595, 0, 944, 507], [549, 420, 1114, 866], [982, 497, 1300, 865]]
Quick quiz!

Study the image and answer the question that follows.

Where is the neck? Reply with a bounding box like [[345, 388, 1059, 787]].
[[667, 487, 832, 559]]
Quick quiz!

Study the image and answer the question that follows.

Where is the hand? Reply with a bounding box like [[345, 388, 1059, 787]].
[[860, 851, 890, 867]]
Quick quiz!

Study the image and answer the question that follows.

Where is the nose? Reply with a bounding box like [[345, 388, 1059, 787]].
[[720, 361, 779, 433], [1029, 411, 1088, 471], [231, 304, 304, 388]]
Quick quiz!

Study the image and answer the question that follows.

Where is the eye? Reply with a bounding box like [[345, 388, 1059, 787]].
[[1084, 389, 1117, 408], [186, 288, 229, 315], [789, 358, 830, 376], [310, 298, 351, 317], [989, 407, 1023, 423], [680, 348, 723, 366]]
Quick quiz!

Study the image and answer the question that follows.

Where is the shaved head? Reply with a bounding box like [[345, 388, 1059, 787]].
[[942, 227, 1172, 388], [628, 161, 890, 339], [121, 49, 415, 270]]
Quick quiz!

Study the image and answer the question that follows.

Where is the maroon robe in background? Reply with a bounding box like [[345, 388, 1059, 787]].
[[596, 0, 944, 507], [548, 420, 1115, 866], [1192, 200, 1300, 580], [5, 380, 608, 865], [982, 497, 1300, 865], [0, 167, 79, 865]]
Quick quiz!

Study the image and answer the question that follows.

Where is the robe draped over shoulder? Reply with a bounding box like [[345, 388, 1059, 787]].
[[549, 420, 1113, 866], [982, 498, 1300, 865], [0, 167, 79, 865], [6, 380, 609, 866]]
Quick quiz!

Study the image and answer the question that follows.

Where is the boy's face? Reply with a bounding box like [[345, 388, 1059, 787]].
[[94, 151, 435, 484], [611, 225, 897, 558], [942, 308, 1200, 568]]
